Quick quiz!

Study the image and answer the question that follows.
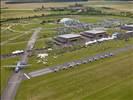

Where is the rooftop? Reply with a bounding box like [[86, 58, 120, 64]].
[[58, 34, 81, 39], [84, 30, 106, 34]]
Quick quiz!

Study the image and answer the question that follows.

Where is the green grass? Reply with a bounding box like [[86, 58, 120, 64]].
[[10, 32, 33, 43], [15, 50, 133, 100], [1, 31, 20, 42], [34, 39, 47, 48], [77, 16, 102, 23], [106, 28, 126, 35], [1, 42, 27, 54], [1, 9, 44, 19], [77, 15, 133, 23]]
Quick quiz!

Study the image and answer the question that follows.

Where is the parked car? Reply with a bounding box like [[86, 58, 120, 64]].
[[104, 54, 109, 58], [109, 53, 114, 56], [100, 55, 104, 59], [83, 60, 88, 64]]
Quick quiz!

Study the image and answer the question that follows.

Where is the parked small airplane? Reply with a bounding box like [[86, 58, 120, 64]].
[[2, 61, 30, 73]]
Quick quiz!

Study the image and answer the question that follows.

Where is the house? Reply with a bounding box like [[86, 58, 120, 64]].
[[80, 30, 108, 41], [121, 24, 133, 31], [54, 33, 83, 46]]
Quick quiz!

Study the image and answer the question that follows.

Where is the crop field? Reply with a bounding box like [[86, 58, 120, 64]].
[[1, 1, 133, 11], [15, 50, 133, 100], [1, 1, 133, 19]]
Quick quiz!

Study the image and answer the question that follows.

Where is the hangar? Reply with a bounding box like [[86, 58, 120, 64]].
[[54, 33, 83, 46], [80, 30, 108, 40]]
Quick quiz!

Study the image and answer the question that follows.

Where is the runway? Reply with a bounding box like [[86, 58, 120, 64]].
[[1, 28, 42, 100]]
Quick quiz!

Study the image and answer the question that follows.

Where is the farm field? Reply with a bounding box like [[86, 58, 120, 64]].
[[1, 1, 133, 19], [1, 1, 133, 11], [15, 50, 133, 100]]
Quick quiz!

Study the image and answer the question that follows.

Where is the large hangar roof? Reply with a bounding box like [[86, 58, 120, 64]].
[[84, 30, 106, 34], [58, 34, 81, 39]]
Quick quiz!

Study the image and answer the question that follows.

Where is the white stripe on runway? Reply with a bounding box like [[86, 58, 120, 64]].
[[24, 73, 30, 79]]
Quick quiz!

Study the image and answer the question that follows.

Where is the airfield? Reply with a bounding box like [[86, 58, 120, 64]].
[[1, 1, 133, 100]]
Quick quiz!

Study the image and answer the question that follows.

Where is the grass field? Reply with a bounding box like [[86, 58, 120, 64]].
[[15, 50, 133, 100]]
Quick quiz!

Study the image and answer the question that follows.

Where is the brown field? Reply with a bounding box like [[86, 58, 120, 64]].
[[1, 1, 72, 9], [1, 1, 133, 12]]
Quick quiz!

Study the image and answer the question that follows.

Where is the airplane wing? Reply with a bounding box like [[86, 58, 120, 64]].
[[2, 65, 16, 68], [2, 64, 31, 68]]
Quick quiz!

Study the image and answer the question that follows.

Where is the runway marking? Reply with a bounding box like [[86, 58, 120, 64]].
[[24, 73, 31, 79]]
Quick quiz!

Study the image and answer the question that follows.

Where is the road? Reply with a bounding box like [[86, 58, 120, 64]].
[[28, 45, 133, 78], [1, 28, 42, 100]]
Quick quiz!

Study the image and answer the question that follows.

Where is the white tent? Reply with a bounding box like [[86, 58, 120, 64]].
[[59, 18, 80, 26], [37, 53, 48, 59], [59, 18, 73, 23]]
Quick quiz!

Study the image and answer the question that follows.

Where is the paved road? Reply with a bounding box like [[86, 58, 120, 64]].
[[28, 45, 133, 78], [1, 28, 42, 100]]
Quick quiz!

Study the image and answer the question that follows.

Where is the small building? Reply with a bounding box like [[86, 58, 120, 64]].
[[121, 24, 133, 31], [54, 33, 83, 46], [80, 30, 108, 40]]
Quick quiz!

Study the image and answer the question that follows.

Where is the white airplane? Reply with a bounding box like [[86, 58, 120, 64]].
[[2, 61, 30, 73]]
